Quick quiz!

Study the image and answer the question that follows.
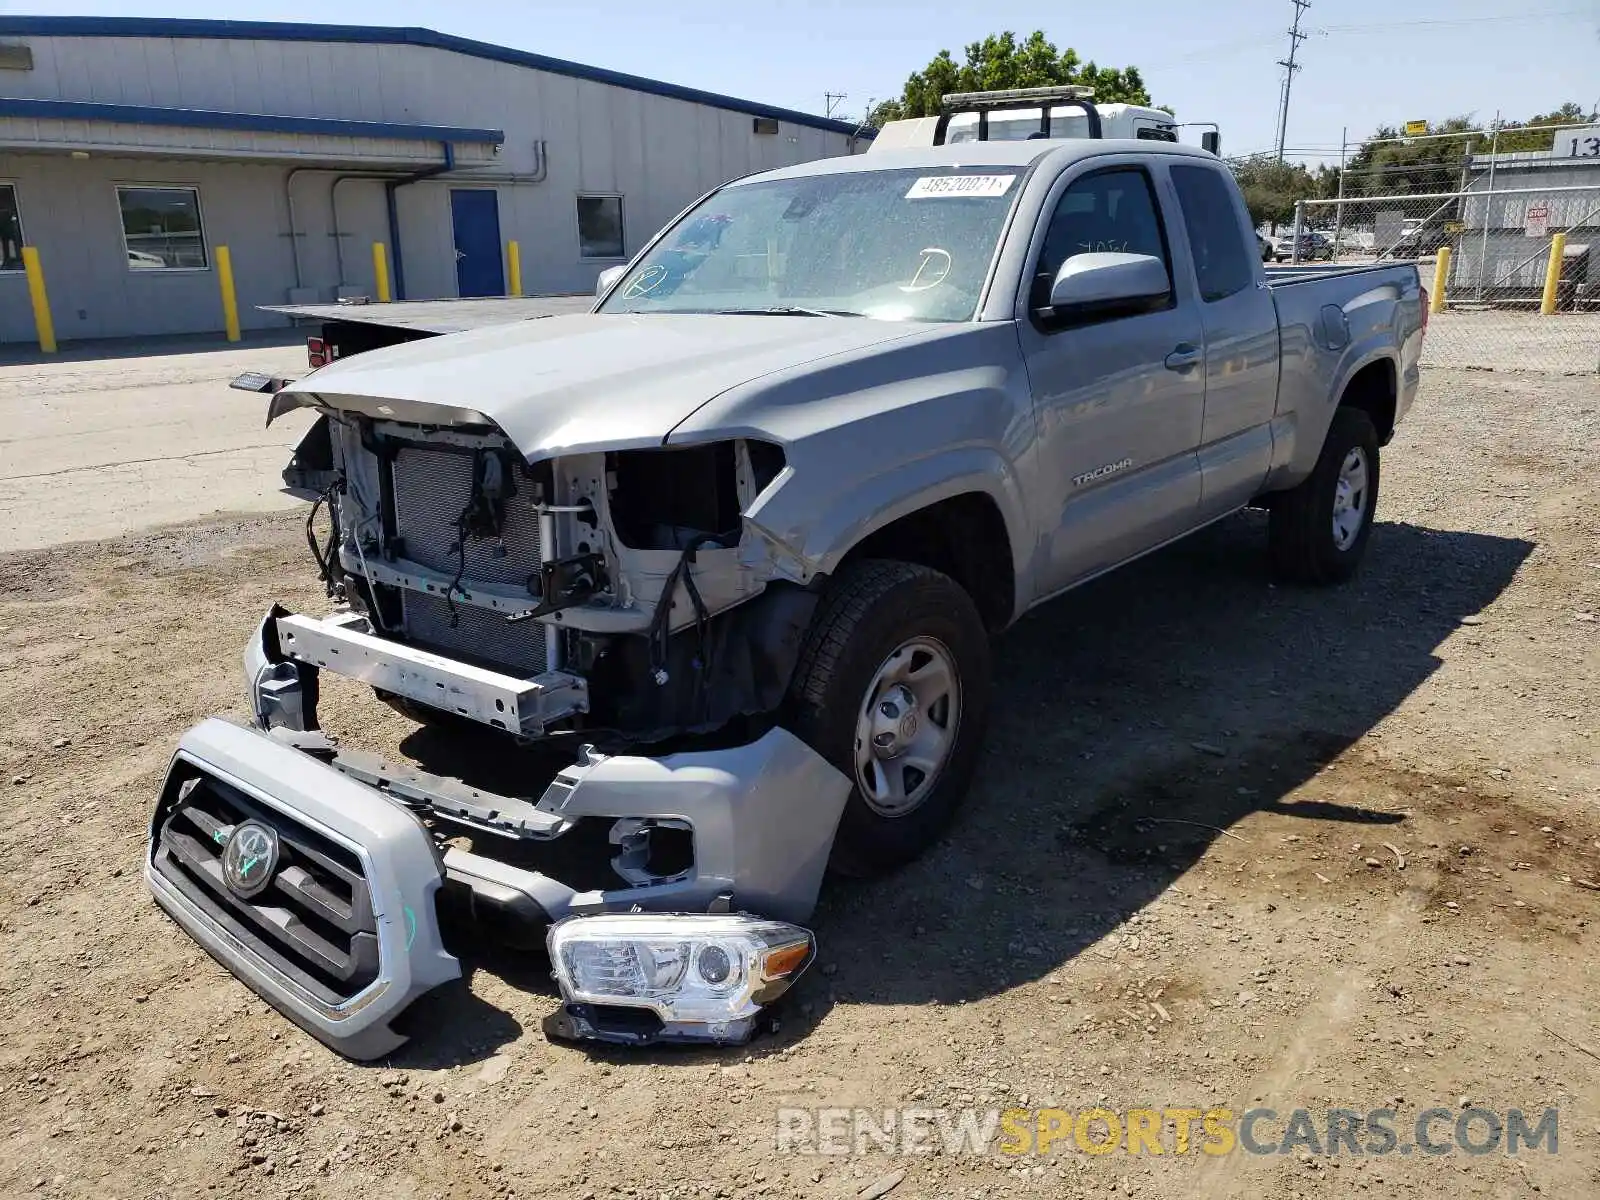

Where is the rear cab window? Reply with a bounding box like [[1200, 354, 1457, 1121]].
[[1169, 164, 1255, 302]]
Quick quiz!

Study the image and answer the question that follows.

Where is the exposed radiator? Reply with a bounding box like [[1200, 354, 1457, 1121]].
[[390, 446, 544, 587], [388, 444, 551, 676], [401, 589, 549, 677]]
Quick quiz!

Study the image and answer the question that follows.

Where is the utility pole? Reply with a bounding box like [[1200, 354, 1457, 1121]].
[[1273, 0, 1311, 161], [824, 92, 848, 119]]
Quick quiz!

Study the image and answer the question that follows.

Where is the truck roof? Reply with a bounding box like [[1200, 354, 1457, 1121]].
[[739, 138, 1221, 185]]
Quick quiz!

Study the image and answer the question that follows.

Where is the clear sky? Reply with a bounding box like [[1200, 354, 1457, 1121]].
[[8, 0, 1598, 159]]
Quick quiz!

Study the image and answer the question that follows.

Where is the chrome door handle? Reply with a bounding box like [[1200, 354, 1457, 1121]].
[[1164, 343, 1202, 372]]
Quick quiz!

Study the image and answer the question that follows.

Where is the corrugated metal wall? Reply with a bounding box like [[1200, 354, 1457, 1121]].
[[0, 33, 862, 341], [1460, 169, 1600, 232], [1455, 162, 1600, 293], [0, 154, 297, 341]]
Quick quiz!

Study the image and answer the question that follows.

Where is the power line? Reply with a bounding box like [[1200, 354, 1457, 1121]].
[[1273, 0, 1312, 162], [1141, 9, 1585, 75], [1141, 33, 1283, 70], [1321, 9, 1588, 31]]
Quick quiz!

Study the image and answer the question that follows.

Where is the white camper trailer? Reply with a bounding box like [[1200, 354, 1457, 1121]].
[[869, 85, 1218, 155]]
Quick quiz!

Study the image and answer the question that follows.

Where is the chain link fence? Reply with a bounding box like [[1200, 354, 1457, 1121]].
[[1290, 176, 1599, 374]]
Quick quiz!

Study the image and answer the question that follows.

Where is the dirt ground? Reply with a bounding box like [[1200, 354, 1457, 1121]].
[[1, 368, 1598, 1200]]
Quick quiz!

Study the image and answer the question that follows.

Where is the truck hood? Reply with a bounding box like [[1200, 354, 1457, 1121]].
[[271, 313, 930, 458]]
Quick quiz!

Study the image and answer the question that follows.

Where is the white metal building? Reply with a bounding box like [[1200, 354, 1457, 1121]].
[[0, 16, 868, 343], [1452, 125, 1599, 298]]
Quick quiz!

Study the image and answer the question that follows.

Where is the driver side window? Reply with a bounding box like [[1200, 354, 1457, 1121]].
[[1031, 167, 1172, 310]]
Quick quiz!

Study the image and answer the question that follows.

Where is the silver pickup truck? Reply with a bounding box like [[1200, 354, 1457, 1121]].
[[148, 132, 1424, 1057]]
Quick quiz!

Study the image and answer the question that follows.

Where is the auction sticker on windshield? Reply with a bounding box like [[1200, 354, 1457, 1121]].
[[906, 174, 1017, 199]]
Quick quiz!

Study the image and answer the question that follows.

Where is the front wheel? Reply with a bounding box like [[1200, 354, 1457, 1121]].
[[1267, 407, 1381, 584], [786, 560, 991, 877]]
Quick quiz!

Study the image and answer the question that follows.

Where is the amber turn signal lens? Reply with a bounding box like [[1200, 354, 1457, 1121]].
[[763, 940, 811, 980]]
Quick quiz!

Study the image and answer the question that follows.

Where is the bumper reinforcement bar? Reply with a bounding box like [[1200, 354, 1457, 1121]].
[[274, 610, 587, 736]]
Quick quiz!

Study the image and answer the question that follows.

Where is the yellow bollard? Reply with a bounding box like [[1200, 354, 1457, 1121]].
[[506, 240, 522, 297], [1430, 246, 1450, 315], [372, 242, 392, 303], [21, 246, 56, 353], [1540, 231, 1567, 316], [215, 245, 241, 342]]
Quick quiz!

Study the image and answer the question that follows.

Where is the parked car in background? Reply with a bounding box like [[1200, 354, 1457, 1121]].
[[1275, 230, 1334, 262], [1385, 221, 1452, 259], [1257, 232, 1275, 261]]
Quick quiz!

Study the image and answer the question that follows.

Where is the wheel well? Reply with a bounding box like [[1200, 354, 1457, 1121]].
[[840, 494, 1015, 631], [1340, 359, 1397, 444]]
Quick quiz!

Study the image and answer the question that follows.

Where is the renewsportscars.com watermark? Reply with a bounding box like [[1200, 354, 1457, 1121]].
[[775, 1106, 1560, 1158]]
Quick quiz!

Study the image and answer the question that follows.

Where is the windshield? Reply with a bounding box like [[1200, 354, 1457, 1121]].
[[597, 166, 1026, 321]]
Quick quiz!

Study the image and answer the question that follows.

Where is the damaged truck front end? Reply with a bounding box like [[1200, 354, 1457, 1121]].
[[149, 389, 852, 1056]]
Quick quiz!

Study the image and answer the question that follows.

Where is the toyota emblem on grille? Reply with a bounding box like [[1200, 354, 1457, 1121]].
[[221, 821, 280, 899]]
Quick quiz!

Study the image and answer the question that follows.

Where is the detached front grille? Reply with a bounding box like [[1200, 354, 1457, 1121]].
[[388, 444, 550, 675], [151, 768, 379, 1005]]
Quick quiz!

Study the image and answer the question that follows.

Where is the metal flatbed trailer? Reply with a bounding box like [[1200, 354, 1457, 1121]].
[[256, 295, 597, 372], [263, 295, 594, 336]]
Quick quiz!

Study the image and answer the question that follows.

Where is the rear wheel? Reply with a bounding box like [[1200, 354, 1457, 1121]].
[[786, 560, 991, 877], [1268, 407, 1381, 584]]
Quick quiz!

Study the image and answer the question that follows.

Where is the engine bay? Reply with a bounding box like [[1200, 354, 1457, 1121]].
[[289, 410, 806, 748]]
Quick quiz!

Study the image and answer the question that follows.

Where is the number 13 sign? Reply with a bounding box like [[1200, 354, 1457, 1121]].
[[1554, 125, 1600, 159]]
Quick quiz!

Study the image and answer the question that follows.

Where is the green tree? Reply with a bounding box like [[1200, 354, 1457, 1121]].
[[1493, 103, 1591, 152], [866, 30, 1154, 127], [1343, 116, 1480, 197], [1229, 157, 1320, 229], [1342, 104, 1595, 196]]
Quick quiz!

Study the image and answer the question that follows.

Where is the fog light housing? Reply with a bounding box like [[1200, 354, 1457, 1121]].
[[544, 913, 815, 1046]]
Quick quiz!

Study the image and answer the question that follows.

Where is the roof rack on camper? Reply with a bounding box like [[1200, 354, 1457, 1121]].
[[868, 85, 1220, 156]]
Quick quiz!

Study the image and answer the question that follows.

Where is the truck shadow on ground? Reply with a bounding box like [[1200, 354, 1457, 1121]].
[[797, 512, 1533, 1022], [383, 511, 1532, 1064]]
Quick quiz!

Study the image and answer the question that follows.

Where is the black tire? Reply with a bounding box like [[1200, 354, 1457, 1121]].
[[786, 560, 991, 877], [1268, 407, 1381, 584]]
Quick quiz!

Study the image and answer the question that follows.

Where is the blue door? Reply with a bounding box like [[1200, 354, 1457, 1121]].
[[450, 189, 504, 297]]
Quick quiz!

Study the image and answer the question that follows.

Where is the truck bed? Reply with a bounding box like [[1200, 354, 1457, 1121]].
[[262, 295, 594, 336]]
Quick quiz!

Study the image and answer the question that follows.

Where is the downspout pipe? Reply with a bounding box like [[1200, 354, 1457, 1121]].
[[330, 171, 410, 286], [385, 142, 456, 301]]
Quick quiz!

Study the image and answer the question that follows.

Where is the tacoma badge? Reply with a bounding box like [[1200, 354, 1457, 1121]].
[[1072, 457, 1133, 487]]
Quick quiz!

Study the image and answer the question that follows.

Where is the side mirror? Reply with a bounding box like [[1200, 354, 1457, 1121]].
[[595, 264, 627, 298], [1048, 252, 1170, 315], [1201, 130, 1222, 156]]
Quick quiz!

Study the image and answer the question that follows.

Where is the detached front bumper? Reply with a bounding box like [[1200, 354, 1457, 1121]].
[[147, 609, 851, 1057]]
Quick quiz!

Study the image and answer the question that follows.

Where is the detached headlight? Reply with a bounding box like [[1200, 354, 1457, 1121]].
[[544, 913, 814, 1046]]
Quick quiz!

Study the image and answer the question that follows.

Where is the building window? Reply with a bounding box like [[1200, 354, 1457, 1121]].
[[117, 185, 207, 270], [0, 184, 23, 271], [577, 195, 625, 259]]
